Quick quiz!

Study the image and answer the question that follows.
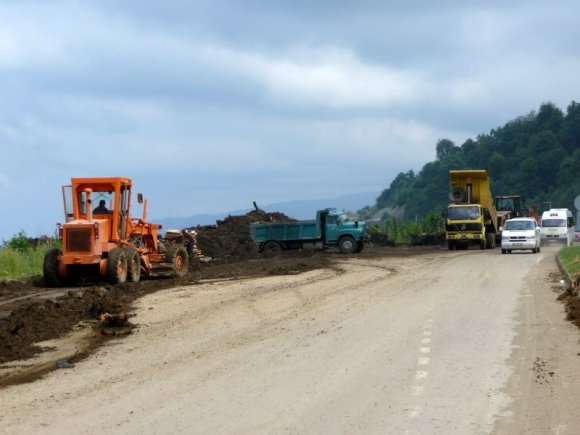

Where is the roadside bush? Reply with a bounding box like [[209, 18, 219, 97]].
[[371, 213, 445, 245], [4, 229, 31, 253]]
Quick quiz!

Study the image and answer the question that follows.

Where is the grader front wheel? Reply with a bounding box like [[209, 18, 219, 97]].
[[43, 248, 62, 287], [107, 248, 128, 284]]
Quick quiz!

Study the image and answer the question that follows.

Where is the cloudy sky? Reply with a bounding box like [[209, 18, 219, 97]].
[[1, 0, 578, 241]]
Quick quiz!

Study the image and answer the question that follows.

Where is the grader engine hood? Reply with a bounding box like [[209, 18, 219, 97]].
[[61, 219, 110, 254]]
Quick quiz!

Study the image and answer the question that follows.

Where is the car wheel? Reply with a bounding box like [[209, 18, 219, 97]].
[[501, 248, 506, 254]]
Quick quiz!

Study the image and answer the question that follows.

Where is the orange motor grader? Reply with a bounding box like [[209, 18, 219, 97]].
[[43, 177, 189, 286]]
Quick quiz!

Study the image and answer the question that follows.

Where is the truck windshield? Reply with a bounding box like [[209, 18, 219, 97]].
[[447, 206, 479, 220], [496, 198, 515, 212], [542, 219, 566, 228], [339, 213, 352, 223], [505, 220, 534, 231]]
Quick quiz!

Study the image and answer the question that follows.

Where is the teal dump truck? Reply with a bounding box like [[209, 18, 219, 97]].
[[250, 208, 366, 254]]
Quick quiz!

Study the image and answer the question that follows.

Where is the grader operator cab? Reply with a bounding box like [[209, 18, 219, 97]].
[[43, 177, 189, 286]]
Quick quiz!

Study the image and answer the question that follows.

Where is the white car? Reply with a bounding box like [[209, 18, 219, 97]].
[[500, 217, 541, 254]]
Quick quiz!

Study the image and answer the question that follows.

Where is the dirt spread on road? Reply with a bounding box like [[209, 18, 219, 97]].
[[0, 252, 336, 365]]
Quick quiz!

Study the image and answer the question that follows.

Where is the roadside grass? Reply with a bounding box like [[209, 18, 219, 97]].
[[0, 230, 60, 281], [557, 246, 580, 276], [0, 245, 50, 281]]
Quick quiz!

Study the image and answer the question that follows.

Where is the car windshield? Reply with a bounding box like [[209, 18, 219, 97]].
[[542, 218, 566, 228], [505, 220, 534, 231], [447, 206, 479, 220]]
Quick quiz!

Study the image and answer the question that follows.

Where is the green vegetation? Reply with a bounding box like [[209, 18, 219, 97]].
[[558, 246, 580, 276], [0, 231, 60, 281], [368, 212, 444, 244], [362, 101, 580, 224]]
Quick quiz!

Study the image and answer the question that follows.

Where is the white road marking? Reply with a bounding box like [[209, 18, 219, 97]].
[[415, 370, 428, 380], [420, 347, 430, 353], [412, 385, 424, 396], [421, 338, 431, 344], [417, 357, 429, 365], [409, 405, 421, 417]]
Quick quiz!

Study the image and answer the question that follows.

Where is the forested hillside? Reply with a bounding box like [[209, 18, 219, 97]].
[[363, 101, 580, 221]]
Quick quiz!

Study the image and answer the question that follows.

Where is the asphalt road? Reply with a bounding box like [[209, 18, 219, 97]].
[[1, 247, 578, 434]]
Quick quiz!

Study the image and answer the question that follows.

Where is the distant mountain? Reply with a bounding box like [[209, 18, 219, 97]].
[[154, 191, 379, 229]]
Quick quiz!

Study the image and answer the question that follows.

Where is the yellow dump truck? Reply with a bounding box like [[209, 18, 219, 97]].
[[445, 170, 498, 250]]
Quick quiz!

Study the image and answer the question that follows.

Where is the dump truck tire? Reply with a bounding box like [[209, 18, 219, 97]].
[[167, 245, 188, 277], [485, 232, 495, 249], [261, 241, 282, 253], [43, 248, 62, 287], [126, 249, 141, 282], [107, 248, 128, 284], [339, 236, 356, 254]]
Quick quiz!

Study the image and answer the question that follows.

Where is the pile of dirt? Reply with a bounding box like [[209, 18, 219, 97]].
[[410, 232, 446, 246], [190, 210, 295, 259], [368, 232, 395, 247]]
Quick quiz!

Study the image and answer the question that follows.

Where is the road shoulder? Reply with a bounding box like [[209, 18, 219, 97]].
[[494, 250, 580, 434]]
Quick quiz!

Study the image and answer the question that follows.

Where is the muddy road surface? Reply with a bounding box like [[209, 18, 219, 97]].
[[1, 247, 579, 434]]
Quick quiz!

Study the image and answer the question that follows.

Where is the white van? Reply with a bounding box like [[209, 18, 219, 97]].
[[540, 209, 574, 246]]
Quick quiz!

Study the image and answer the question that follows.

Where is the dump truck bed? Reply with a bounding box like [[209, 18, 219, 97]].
[[251, 220, 321, 243]]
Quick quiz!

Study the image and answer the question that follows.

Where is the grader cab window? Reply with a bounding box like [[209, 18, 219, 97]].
[[92, 192, 115, 214]]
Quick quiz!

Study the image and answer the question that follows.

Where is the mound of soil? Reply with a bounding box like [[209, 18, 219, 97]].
[[191, 210, 295, 259], [368, 232, 395, 247], [410, 232, 446, 246]]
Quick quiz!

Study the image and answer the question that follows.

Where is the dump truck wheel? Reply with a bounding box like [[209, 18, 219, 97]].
[[339, 236, 356, 254], [262, 241, 282, 253], [107, 248, 128, 284], [43, 248, 62, 287], [485, 232, 495, 249], [447, 241, 455, 250], [480, 240, 485, 250], [167, 246, 188, 277], [126, 249, 141, 282]]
